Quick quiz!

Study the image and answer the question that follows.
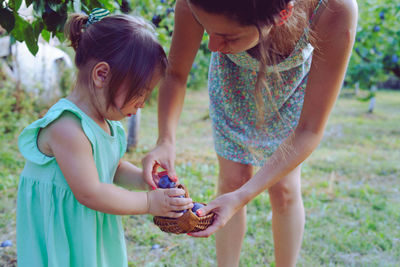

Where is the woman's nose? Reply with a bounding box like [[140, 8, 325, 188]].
[[208, 35, 225, 52]]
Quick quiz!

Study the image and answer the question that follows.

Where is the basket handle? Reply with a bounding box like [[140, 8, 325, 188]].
[[176, 184, 190, 198]]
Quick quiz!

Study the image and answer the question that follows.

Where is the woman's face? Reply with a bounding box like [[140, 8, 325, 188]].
[[188, 3, 260, 54]]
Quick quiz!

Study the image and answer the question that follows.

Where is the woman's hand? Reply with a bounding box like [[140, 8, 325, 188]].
[[147, 187, 193, 217], [142, 141, 178, 189], [189, 192, 244, 237]]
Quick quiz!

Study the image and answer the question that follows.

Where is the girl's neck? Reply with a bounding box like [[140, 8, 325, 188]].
[[67, 85, 111, 134]]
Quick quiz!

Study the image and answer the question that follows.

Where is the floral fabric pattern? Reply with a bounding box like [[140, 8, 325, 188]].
[[208, 0, 324, 166]]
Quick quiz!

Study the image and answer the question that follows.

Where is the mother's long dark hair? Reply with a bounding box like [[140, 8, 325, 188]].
[[189, 0, 310, 132], [189, 0, 291, 25]]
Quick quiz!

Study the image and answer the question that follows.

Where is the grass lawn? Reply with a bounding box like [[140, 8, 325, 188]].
[[1, 89, 399, 266]]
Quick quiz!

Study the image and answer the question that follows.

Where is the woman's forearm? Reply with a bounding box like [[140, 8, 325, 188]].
[[236, 127, 324, 205], [157, 74, 187, 145], [157, 0, 204, 144]]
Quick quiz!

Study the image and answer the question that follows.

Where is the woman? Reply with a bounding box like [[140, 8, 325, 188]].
[[143, 0, 357, 266]]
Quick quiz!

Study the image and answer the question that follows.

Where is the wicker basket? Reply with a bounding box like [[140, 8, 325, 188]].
[[153, 184, 214, 234]]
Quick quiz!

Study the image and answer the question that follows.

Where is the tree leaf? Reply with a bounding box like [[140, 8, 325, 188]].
[[25, 0, 34, 7], [41, 29, 51, 42], [24, 24, 39, 55], [32, 20, 44, 39], [10, 14, 39, 55], [55, 31, 65, 43], [11, 13, 39, 55], [10, 14, 29, 42], [0, 8, 15, 32], [10, 0, 23, 11], [96, 0, 116, 12], [42, 4, 67, 33], [33, 0, 45, 17]]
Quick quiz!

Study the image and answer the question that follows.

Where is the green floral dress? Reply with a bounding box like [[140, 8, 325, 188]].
[[17, 99, 128, 267]]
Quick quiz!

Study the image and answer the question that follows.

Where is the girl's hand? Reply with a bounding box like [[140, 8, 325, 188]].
[[142, 142, 178, 189], [188, 192, 243, 238], [147, 187, 193, 217]]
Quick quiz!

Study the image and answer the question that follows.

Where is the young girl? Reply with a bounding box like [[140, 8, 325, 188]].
[[17, 10, 193, 267], [142, 0, 357, 266]]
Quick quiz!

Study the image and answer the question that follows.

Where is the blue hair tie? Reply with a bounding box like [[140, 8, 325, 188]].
[[86, 8, 110, 27]]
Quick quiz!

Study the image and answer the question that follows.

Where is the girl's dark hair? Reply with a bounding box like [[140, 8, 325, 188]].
[[65, 14, 167, 109]]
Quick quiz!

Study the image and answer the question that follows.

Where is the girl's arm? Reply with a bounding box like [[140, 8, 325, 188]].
[[113, 160, 148, 190], [191, 0, 358, 237], [142, 0, 204, 187], [43, 113, 193, 216]]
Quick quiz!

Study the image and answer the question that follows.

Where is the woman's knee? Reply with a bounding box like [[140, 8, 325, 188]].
[[268, 171, 302, 213], [218, 174, 251, 194], [217, 156, 253, 194]]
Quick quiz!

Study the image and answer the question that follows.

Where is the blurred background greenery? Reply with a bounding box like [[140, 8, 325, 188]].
[[0, 0, 399, 266], [1, 0, 399, 93]]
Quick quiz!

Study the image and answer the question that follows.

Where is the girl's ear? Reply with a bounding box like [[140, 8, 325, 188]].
[[92, 62, 110, 88]]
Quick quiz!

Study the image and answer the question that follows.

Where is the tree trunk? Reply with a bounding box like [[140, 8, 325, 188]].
[[127, 109, 141, 151], [355, 82, 359, 96], [368, 85, 377, 113]]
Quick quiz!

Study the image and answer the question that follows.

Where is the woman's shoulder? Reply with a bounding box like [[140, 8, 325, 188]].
[[314, 0, 358, 31], [310, 0, 358, 49], [326, 0, 357, 12]]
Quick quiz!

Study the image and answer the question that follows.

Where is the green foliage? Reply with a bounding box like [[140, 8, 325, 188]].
[[0, 0, 210, 89], [131, 0, 210, 89], [0, 84, 39, 140], [0, 78, 43, 193], [0, 0, 120, 55], [187, 40, 211, 90], [346, 0, 400, 89]]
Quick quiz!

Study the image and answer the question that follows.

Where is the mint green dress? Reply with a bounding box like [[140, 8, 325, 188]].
[[17, 99, 128, 267]]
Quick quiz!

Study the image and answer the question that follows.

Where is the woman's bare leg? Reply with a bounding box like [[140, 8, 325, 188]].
[[268, 165, 304, 267], [215, 155, 253, 267]]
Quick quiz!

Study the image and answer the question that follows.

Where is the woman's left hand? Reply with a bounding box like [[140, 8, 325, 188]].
[[188, 191, 243, 237]]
